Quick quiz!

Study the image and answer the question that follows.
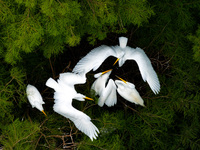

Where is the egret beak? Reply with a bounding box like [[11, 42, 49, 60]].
[[116, 75, 127, 84], [101, 69, 112, 75], [42, 110, 47, 116], [84, 96, 94, 101], [113, 58, 119, 66]]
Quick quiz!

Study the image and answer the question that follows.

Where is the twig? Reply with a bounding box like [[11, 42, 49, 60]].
[[46, 135, 70, 138], [35, 134, 43, 149], [39, 118, 48, 128], [39, 132, 50, 148], [49, 58, 55, 79], [62, 61, 71, 73]]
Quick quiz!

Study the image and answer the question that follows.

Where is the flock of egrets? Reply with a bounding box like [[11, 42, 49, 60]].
[[26, 37, 160, 141]]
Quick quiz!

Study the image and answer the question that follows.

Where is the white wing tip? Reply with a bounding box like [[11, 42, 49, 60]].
[[45, 77, 59, 91], [98, 99, 105, 107], [153, 87, 160, 95], [119, 37, 128, 48], [105, 100, 117, 107], [90, 127, 99, 141]]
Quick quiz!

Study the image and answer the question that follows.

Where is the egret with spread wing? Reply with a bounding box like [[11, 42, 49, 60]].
[[91, 69, 117, 107], [115, 76, 145, 107], [26, 84, 47, 116], [72, 37, 127, 74], [46, 72, 99, 141], [73, 37, 160, 94], [111, 37, 160, 94]]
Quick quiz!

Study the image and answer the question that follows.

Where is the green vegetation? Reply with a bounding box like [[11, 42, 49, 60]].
[[0, 0, 200, 149]]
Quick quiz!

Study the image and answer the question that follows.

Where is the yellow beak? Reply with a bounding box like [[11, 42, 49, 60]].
[[84, 96, 94, 101], [42, 110, 47, 116], [116, 75, 127, 84], [101, 69, 112, 75], [113, 58, 119, 66]]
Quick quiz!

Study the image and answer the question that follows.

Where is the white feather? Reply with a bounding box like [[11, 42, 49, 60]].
[[119, 37, 128, 48], [91, 70, 117, 107], [122, 47, 160, 94], [46, 73, 99, 141], [46, 78, 60, 91], [72, 45, 124, 75], [26, 84, 45, 112], [104, 79, 117, 107], [115, 80, 145, 107]]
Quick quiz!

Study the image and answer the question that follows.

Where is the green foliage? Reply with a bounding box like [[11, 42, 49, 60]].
[[15, 0, 37, 8], [117, 0, 154, 26], [3, 11, 44, 64], [0, 64, 26, 128], [77, 110, 126, 149], [0, 0, 154, 64], [188, 26, 200, 62], [1, 119, 40, 150], [0, 0, 200, 149]]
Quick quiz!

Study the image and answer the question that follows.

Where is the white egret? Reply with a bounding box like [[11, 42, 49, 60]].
[[45, 72, 99, 141], [26, 84, 47, 116], [115, 76, 145, 107], [91, 69, 117, 107], [72, 37, 126, 74], [72, 37, 160, 94]]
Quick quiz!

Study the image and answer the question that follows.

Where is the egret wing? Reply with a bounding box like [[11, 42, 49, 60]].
[[98, 79, 117, 107], [123, 47, 160, 94], [104, 79, 117, 107], [73, 45, 116, 74], [91, 70, 112, 96], [91, 76, 103, 96], [70, 112, 99, 141], [59, 72, 86, 85], [46, 78, 61, 92], [53, 101, 99, 141]]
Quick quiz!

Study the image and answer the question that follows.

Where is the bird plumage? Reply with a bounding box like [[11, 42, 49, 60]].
[[115, 80, 145, 107], [91, 70, 117, 107], [72, 45, 124, 75], [72, 37, 160, 94], [122, 47, 160, 94], [46, 73, 99, 141], [119, 37, 128, 48], [26, 84, 46, 116]]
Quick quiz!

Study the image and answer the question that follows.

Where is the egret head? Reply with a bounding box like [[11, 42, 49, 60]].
[[115, 76, 127, 84], [113, 37, 128, 66], [112, 47, 125, 66], [115, 76, 145, 107], [34, 102, 47, 116], [94, 69, 112, 78], [115, 76, 135, 89]]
